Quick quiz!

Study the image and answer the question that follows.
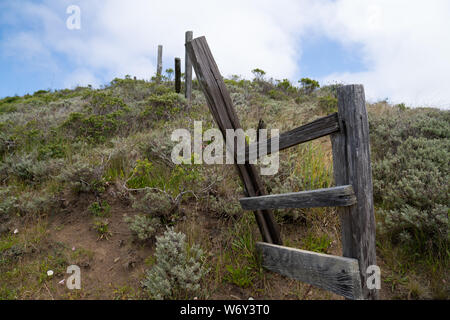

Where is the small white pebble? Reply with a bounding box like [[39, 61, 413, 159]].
[[47, 270, 54, 277], [13, 229, 19, 234], [248, 297, 254, 300]]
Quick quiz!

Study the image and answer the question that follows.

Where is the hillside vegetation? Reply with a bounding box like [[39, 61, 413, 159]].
[[0, 73, 448, 300]]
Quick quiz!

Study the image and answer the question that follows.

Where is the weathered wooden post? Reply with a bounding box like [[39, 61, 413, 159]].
[[185, 31, 193, 100], [186, 36, 282, 245], [175, 57, 181, 93], [331, 84, 378, 300], [156, 45, 163, 80]]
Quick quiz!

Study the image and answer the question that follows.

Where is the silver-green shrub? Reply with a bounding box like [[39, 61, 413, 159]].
[[123, 214, 160, 241], [57, 160, 105, 194], [369, 108, 449, 255], [207, 195, 242, 218], [142, 227, 208, 299], [131, 190, 172, 217]]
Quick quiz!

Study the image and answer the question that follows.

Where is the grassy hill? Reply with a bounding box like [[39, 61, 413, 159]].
[[0, 74, 448, 299]]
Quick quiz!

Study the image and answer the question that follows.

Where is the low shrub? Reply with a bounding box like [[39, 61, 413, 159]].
[[88, 200, 111, 217], [370, 109, 449, 256], [207, 196, 242, 219], [299, 78, 320, 95], [142, 227, 208, 299], [61, 92, 130, 143], [92, 218, 111, 240], [318, 95, 338, 114], [131, 191, 173, 218], [58, 161, 105, 194], [0, 154, 63, 185], [123, 214, 160, 241], [141, 92, 186, 120]]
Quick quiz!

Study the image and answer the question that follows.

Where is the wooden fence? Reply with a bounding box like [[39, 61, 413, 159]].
[[186, 36, 377, 300]]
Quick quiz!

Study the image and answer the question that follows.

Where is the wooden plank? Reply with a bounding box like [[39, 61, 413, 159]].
[[174, 57, 181, 93], [331, 84, 377, 300], [239, 185, 356, 211], [185, 36, 282, 245], [185, 31, 193, 100], [157, 45, 163, 77], [245, 113, 340, 162], [256, 242, 363, 300]]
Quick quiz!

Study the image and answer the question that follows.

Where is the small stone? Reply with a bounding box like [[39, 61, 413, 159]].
[[47, 270, 54, 277], [13, 229, 19, 234], [114, 257, 120, 263], [248, 297, 254, 300]]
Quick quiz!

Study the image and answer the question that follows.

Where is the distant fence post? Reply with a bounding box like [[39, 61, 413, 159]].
[[185, 31, 193, 101], [175, 57, 181, 93], [331, 84, 378, 300], [156, 45, 163, 81]]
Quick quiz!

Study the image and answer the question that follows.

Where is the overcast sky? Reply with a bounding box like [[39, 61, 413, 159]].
[[1, 0, 449, 109]]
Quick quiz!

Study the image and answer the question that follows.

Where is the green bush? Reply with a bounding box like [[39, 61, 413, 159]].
[[0, 153, 63, 185], [61, 92, 130, 143], [141, 92, 185, 119], [92, 218, 111, 240], [207, 196, 242, 219], [370, 109, 449, 256], [58, 161, 105, 194], [251, 68, 266, 81], [123, 214, 160, 241], [142, 227, 208, 299], [131, 191, 172, 218], [267, 89, 287, 100], [318, 95, 338, 114], [0, 96, 21, 105], [276, 79, 297, 95], [37, 141, 66, 160], [0, 190, 54, 218], [88, 200, 111, 217], [127, 159, 202, 198], [299, 78, 320, 94]]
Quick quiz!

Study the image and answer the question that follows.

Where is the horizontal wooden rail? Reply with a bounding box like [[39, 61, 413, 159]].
[[244, 113, 340, 162], [239, 185, 356, 211], [256, 242, 363, 300]]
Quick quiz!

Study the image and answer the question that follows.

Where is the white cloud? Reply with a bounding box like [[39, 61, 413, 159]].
[[63, 68, 100, 88], [2, 0, 450, 108], [312, 0, 450, 108]]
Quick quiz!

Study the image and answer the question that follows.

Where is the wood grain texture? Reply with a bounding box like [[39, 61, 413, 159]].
[[239, 185, 356, 210], [256, 242, 363, 300], [157, 45, 163, 76], [245, 113, 340, 162], [185, 31, 193, 100], [331, 84, 377, 300], [174, 57, 181, 93], [185, 36, 282, 244]]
